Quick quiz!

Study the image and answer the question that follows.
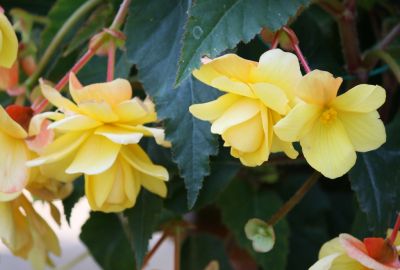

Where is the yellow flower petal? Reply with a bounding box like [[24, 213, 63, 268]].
[[48, 114, 102, 131], [0, 106, 27, 139], [140, 173, 167, 198], [338, 111, 386, 152], [271, 136, 298, 159], [331, 84, 386, 113], [27, 132, 90, 167], [309, 253, 342, 270], [69, 73, 132, 106], [39, 150, 81, 182], [211, 98, 260, 134], [189, 93, 239, 121], [252, 82, 290, 115], [114, 98, 149, 122], [0, 13, 18, 68], [319, 237, 345, 259], [123, 160, 140, 203], [296, 70, 342, 106], [40, 81, 80, 113], [121, 145, 168, 180], [329, 254, 366, 270], [0, 134, 29, 194], [66, 134, 121, 175], [301, 120, 356, 179], [94, 125, 143, 144], [222, 113, 263, 152], [85, 164, 116, 209], [251, 49, 301, 101], [193, 54, 256, 97], [274, 103, 322, 142], [29, 112, 64, 136], [79, 102, 119, 123]]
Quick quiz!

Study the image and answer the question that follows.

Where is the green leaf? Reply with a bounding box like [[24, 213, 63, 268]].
[[181, 233, 234, 270], [124, 190, 163, 269], [62, 176, 84, 224], [349, 114, 400, 235], [124, 0, 220, 208], [63, 3, 113, 56], [218, 179, 289, 270], [80, 212, 136, 270], [175, 0, 312, 85]]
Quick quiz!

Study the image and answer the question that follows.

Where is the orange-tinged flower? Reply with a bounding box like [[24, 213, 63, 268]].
[[190, 49, 301, 166], [0, 194, 60, 270], [27, 73, 169, 212], [0, 12, 18, 68], [309, 234, 400, 270], [274, 70, 386, 178]]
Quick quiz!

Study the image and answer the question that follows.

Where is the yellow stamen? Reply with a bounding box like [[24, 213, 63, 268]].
[[320, 108, 337, 124]]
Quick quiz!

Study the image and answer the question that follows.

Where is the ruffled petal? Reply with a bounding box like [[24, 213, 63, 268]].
[[0, 105, 27, 139], [252, 82, 290, 115], [48, 114, 102, 131], [121, 145, 168, 180], [79, 102, 119, 123], [193, 54, 256, 97], [39, 149, 81, 182], [139, 173, 167, 198], [211, 98, 260, 134], [296, 70, 342, 106], [29, 112, 64, 136], [189, 93, 239, 121], [301, 120, 356, 179], [114, 98, 149, 122], [251, 49, 301, 101], [338, 111, 386, 152], [94, 125, 143, 145], [331, 84, 386, 113], [309, 253, 342, 270], [274, 103, 322, 142], [69, 73, 132, 106], [66, 134, 121, 175], [85, 164, 116, 209], [0, 13, 18, 68], [40, 81, 80, 113], [319, 237, 345, 258]]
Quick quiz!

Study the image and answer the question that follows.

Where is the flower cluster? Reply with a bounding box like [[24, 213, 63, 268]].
[[190, 49, 386, 179]]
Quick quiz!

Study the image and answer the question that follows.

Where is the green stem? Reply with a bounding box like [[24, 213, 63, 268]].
[[373, 50, 400, 83], [24, 0, 103, 90], [267, 171, 321, 226]]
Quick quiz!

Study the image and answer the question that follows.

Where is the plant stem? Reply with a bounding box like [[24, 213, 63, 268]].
[[293, 44, 311, 73], [373, 50, 400, 83], [107, 41, 115, 81], [267, 171, 321, 226], [174, 230, 181, 270], [110, 0, 132, 30], [55, 251, 90, 270], [389, 213, 400, 244], [377, 23, 400, 50], [270, 32, 279, 49], [24, 0, 103, 90], [142, 232, 168, 268]]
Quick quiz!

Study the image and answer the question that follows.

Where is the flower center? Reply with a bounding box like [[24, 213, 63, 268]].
[[320, 108, 337, 125]]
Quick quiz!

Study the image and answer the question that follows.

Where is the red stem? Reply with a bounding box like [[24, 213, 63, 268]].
[[389, 213, 400, 244], [270, 32, 279, 49], [107, 42, 115, 82], [142, 232, 168, 268], [293, 44, 311, 73]]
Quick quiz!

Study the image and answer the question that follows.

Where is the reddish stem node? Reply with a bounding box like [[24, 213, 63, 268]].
[[107, 42, 116, 82], [389, 212, 400, 244]]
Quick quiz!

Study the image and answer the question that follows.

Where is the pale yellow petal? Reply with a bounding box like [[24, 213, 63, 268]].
[[69, 72, 132, 106], [40, 81, 80, 113], [331, 84, 386, 113], [252, 82, 290, 115], [222, 113, 263, 152], [274, 103, 322, 142], [29, 112, 64, 136], [40, 150, 81, 182], [114, 98, 148, 122], [26, 132, 90, 167], [271, 136, 298, 159], [297, 70, 342, 106], [338, 111, 386, 152], [66, 134, 121, 175], [0, 106, 27, 139], [211, 98, 260, 134], [85, 165, 115, 209], [0, 134, 29, 194], [94, 125, 143, 144], [251, 49, 301, 101], [319, 238, 345, 258], [210, 77, 255, 98], [309, 253, 342, 270], [48, 114, 102, 131], [0, 13, 18, 68], [79, 102, 119, 123], [138, 126, 170, 147], [121, 145, 168, 180], [329, 254, 366, 270], [123, 159, 140, 203], [301, 120, 356, 179], [189, 93, 239, 121], [140, 173, 167, 198]]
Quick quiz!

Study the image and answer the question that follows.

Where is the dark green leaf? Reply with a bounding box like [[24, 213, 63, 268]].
[[125, 0, 220, 208], [181, 233, 234, 270], [80, 212, 136, 270], [349, 114, 400, 235], [62, 176, 84, 224], [218, 179, 289, 270], [176, 0, 312, 85], [124, 190, 163, 269]]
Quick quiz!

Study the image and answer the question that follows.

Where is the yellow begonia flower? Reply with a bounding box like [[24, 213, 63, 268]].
[[0, 105, 30, 201], [190, 49, 301, 166], [0, 194, 60, 270], [309, 233, 399, 270], [274, 70, 386, 179], [0, 12, 18, 68], [27, 73, 169, 212]]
